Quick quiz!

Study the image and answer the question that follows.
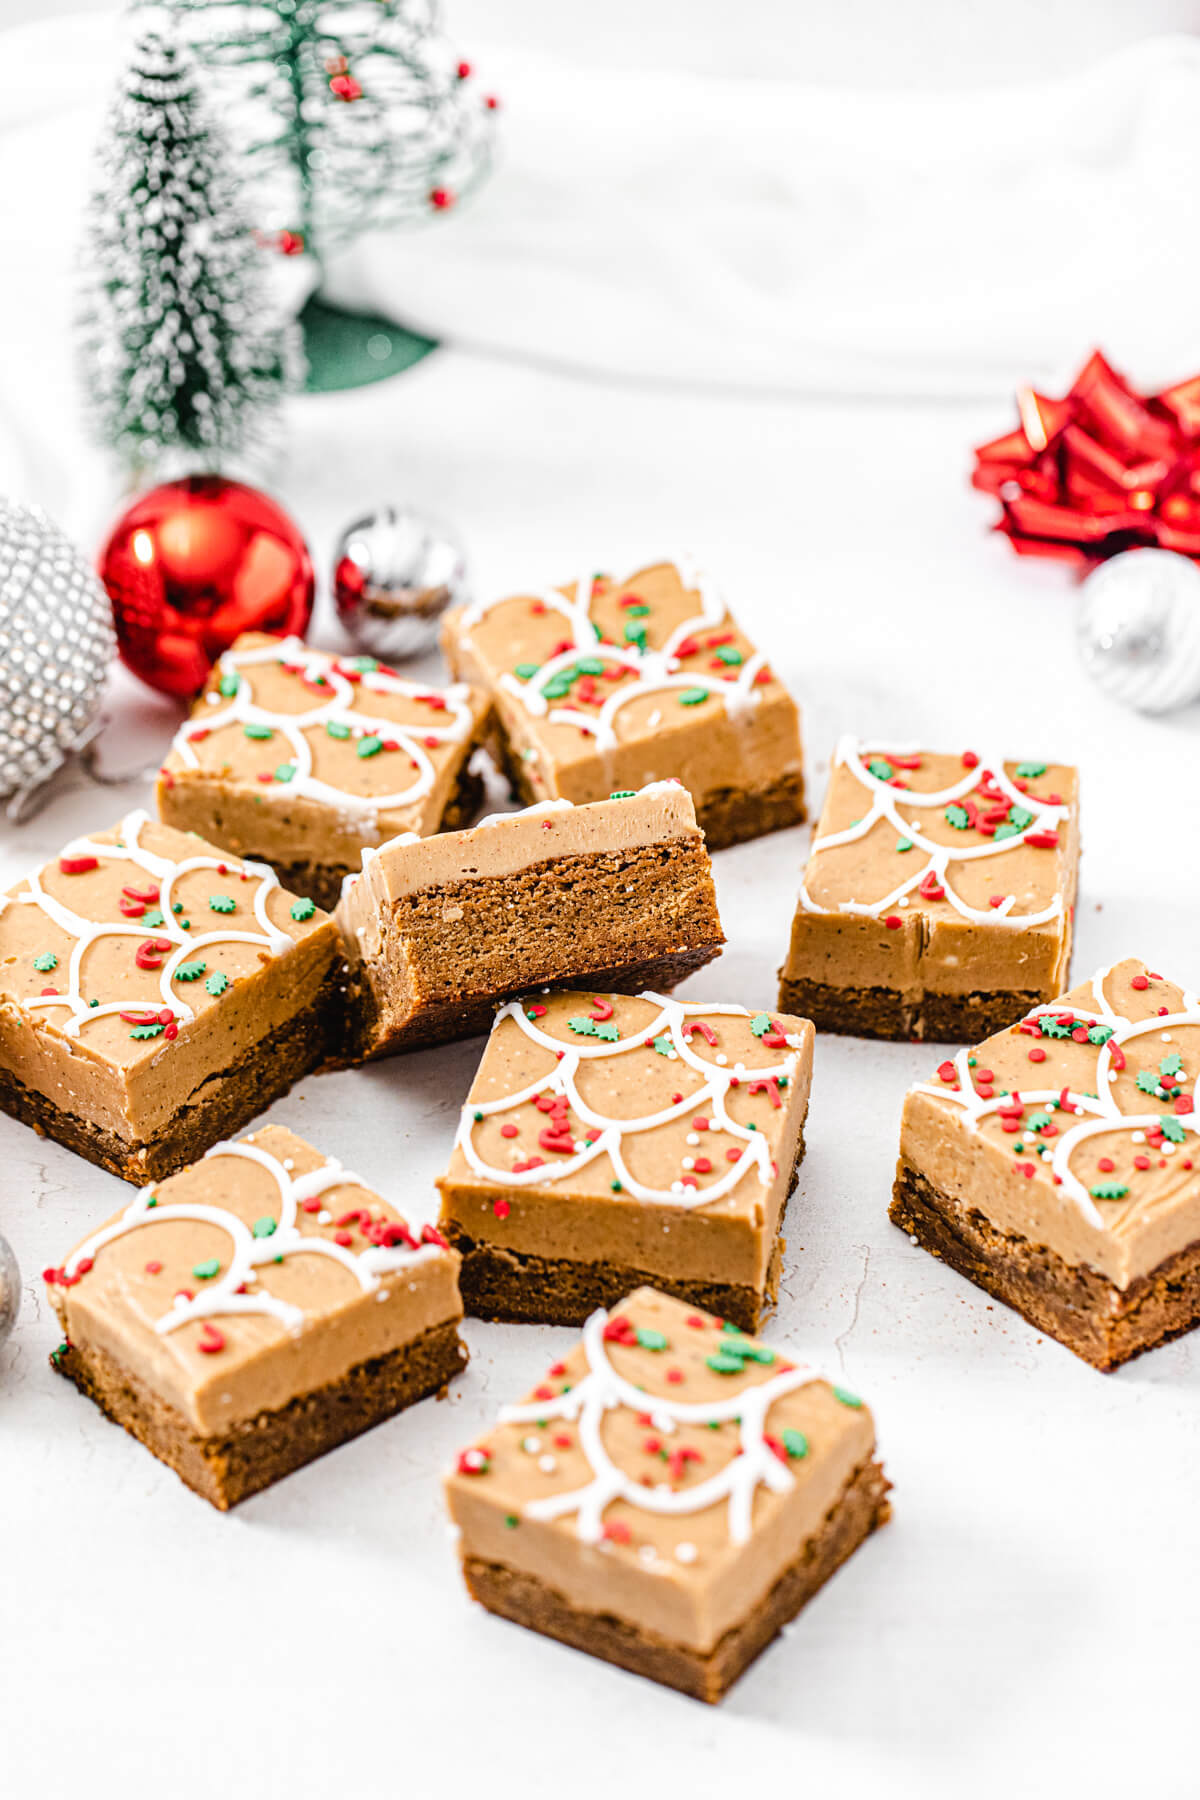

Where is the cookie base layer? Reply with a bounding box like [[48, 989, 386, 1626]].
[[52, 1318, 468, 1509], [347, 836, 724, 1060], [0, 991, 333, 1185], [890, 1162, 1200, 1371], [443, 1132, 805, 1334], [460, 1455, 890, 1703], [778, 977, 1046, 1043], [496, 737, 805, 854]]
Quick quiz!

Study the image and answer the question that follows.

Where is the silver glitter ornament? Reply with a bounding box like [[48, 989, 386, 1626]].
[[333, 506, 469, 659], [1077, 549, 1200, 713], [0, 1229, 19, 1349], [0, 497, 115, 817]]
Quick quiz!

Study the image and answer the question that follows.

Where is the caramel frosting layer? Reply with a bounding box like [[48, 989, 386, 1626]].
[[786, 739, 1079, 996], [438, 992, 813, 1285], [901, 957, 1200, 1287], [337, 780, 701, 912], [441, 557, 802, 802], [46, 1124, 462, 1432], [0, 812, 336, 1140], [158, 631, 492, 859], [445, 1288, 877, 1653]]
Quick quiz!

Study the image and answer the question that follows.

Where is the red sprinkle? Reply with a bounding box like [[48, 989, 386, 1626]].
[[884, 914, 903, 930], [144, 1260, 162, 1274], [1028, 1047, 1047, 1063], [59, 855, 98, 875], [493, 1199, 511, 1221], [961, 751, 979, 769], [196, 1323, 226, 1355], [1131, 974, 1150, 991]]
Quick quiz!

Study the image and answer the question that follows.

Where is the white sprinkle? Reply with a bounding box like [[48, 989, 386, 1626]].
[[648, 709, 662, 728], [716, 1054, 728, 1066], [1162, 1033, 1173, 1042], [318, 1209, 332, 1224], [675, 1542, 698, 1564], [376, 1289, 389, 1302], [686, 1132, 700, 1146], [638, 1545, 658, 1568], [538, 1455, 557, 1473], [1132, 1131, 1145, 1144], [521, 1435, 542, 1455], [682, 1156, 695, 1171], [283, 1158, 295, 1170]]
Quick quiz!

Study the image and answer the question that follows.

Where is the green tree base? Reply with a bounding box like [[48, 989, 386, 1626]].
[[300, 295, 437, 392]]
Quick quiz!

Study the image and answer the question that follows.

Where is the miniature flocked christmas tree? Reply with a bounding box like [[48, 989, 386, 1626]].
[[147, 0, 497, 270], [81, 32, 301, 478]]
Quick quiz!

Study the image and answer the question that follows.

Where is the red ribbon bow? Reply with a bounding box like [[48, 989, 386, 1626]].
[[972, 350, 1200, 566]]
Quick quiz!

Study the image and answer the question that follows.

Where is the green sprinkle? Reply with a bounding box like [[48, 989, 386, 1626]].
[[291, 898, 316, 922], [1090, 1181, 1130, 1201], [146, 1196, 157, 1208], [514, 662, 541, 680], [172, 902, 183, 915], [208, 894, 236, 914], [610, 1179, 623, 1192], [1040, 1017, 1072, 1039], [542, 677, 573, 700], [1088, 1025, 1113, 1045], [474, 1109, 483, 1122], [944, 804, 970, 830], [356, 735, 383, 759], [993, 823, 1021, 840], [179, 919, 191, 931], [623, 622, 647, 646], [678, 687, 708, 706], [347, 655, 379, 673], [89, 998, 99, 1007], [782, 1428, 808, 1459], [1136, 1070, 1165, 1098], [205, 972, 229, 997], [1161, 1116, 1187, 1144], [575, 656, 606, 674], [174, 959, 207, 982], [832, 1385, 863, 1408], [609, 790, 636, 799], [50, 1341, 69, 1371], [274, 762, 296, 783], [750, 1013, 771, 1037], [218, 674, 240, 698], [867, 757, 894, 780], [714, 645, 743, 666], [624, 604, 651, 619], [243, 722, 274, 740], [32, 952, 57, 972], [325, 720, 351, 739], [130, 1022, 165, 1039], [1015, 761, 1047, 778], [143, 908, 165, 928], [706, 1352, 746, 1375], [636, 1329, 669, 1351], [729, 1341, 775, 1365], [504, 1513, 519, 1529], [569, 1017, 601, 1037], [1026, 1112, 1052, 1135], [1008, 805, 1035, 831], [1161, 1052, 1184, 1078], [721, 1321, 741, 1334], [252, 1216, 277, 1239], [895, 837, 914, 853], [652, 1034, 675, 1057], [192, 1257, 220, 1280]]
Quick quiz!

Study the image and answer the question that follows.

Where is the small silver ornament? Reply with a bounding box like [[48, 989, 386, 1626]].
[[0, 1229, 19, 1349], [333, 505, 469, 659], [1077, 549, 1200, 713], [0, 497, 115, 817]]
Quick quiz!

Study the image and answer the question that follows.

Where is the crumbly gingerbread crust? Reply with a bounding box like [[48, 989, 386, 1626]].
[[0, 988, 335, 1183], [890, 1161, 1200, 1371], [460, 1455, 890, 1703], [345, 836, 724, 1060], [53, 1317, 467, 1509], [777, 977, 1045, 1043]]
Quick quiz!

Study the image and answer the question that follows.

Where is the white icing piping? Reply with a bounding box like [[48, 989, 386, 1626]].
[[62, 1139, 444, 1339], [456, 994, 803, 1209], [796, 736, 1071, 929], [170, 636, 475, 816], [913, 964, 1200, 1228], [15, 810, 292, 1037], [457, 557, 765, 752], [495, 1305, 819, 1545]]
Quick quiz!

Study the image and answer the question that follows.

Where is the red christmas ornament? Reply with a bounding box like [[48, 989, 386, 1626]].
[[973, 349, 1200, 567], [99, 477, 314, 698]]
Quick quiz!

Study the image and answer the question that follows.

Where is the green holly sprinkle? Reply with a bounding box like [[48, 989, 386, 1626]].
[[714, 645, 743, 666], [678, 687, 708, 706], [356, 735, 383, 758], [32, 952, 57, 972], [609, 790, 636, 799], [514, 662, 541, 680], [243, 723, 274, 740], [252, 1216, 277, 1239], [209, 895, 236, 914], [575, 656, 606, 674], [782, 1428, 808, 1459], [275, 763, 295, 782], [218, 673, 240, 698], [750, 1013, 771, 1037], [623, 622, 647, 647], [944, 804, 970, 829], [1016, 761, 1047, 778], [568, 1017, 620, 1041], [867, 757, 894, 780], [895, 837, 914, 853], [192, 1257, 220, 1280], [174, 960, 207, 982], [1161, 1052, 1183, 1078], [143, 908, 165, 928], [636, 1329, 668, 1351], [205, 972, 229, 997], [1088, 1025, 1113, 1045], [832, 1386, 863, 1408], [1136, 1070, 1165, 1098], [1008, 805, 1035, 831], [993, 823, 1021, 840], [325, 720, 351, 739], [542, 677, 573, 700], [130, 1022, 165, 1039], [1161, 1116, 1187, 1144], [652, 1035, 675, 1057], [291, 898, 316, 922], [1090, 1181, 1130, 1200]]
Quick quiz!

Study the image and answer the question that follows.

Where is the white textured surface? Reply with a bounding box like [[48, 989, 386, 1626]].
[[2, 350, 1199, 1796]]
